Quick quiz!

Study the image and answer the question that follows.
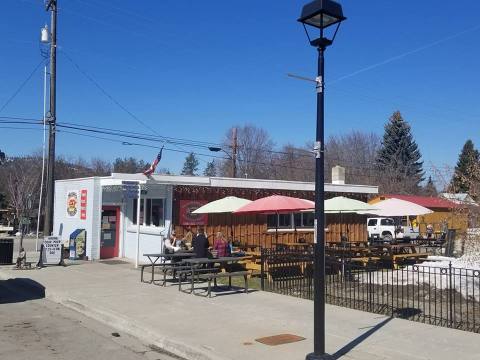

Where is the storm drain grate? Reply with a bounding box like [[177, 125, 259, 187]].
[[255, 334, 306, 346]]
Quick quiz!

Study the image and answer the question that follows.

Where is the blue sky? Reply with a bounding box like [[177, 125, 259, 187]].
[[1, 0, 480, 177]]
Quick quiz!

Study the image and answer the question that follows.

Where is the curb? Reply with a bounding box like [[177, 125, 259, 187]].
[[0, 271, 228, 360]]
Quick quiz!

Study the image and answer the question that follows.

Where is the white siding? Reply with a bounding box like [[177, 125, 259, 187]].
[[53, 178, 102, 260], [124, 184, 173, 263]]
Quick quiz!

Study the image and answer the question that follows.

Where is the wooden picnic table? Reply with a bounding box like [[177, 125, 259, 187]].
[[369, 244, 428, 268], [142, 251, 196, 283]]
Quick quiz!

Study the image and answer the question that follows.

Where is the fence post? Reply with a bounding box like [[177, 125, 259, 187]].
[[368, 261, 372, 312], [260, 249, 265, 291], [448, 261, 453, 328]]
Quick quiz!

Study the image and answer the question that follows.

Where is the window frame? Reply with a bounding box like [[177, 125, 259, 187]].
[[267, 212, 315, 230], [132, 197, 165, 228]]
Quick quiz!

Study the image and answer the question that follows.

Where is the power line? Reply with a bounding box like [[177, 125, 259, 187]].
[[59, 50, 214, 164], [0, 58, 47, 113]]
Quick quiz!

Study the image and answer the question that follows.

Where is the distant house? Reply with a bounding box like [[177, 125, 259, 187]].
[[439, 193, 478, 206], [369, 194, 467, 234]]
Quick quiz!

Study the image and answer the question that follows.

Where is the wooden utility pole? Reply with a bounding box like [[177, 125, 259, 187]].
[[43, 0, 57, 235], [231, 127, 237, 178]]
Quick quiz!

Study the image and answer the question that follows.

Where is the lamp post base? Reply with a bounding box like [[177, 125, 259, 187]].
[[305, 353, 335, 360]]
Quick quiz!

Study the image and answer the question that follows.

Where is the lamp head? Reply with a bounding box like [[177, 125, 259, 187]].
[[298, 0, 345, 29]]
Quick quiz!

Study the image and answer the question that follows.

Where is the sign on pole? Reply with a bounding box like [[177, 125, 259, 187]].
[[122, 181, 140, 199]]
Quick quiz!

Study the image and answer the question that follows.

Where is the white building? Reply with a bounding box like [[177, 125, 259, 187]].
[[53, 173, 378, 264]]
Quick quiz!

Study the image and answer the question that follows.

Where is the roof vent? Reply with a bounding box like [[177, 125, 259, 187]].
[[332, 165, 345, 185]]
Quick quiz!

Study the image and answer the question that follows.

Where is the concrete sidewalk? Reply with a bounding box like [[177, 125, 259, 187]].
[[0, 261, 478, 360]]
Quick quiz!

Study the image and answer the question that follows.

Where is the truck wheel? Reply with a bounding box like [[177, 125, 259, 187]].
[[383, 233, 393, 242]]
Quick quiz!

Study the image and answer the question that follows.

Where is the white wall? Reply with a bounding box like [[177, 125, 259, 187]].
[[124, 184, 173, 263], [53, 178, 102, 260]]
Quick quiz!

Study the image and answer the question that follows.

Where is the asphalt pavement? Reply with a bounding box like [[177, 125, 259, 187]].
[[0, 278, 183, 360]]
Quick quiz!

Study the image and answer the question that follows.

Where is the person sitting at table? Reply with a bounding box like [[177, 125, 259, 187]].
[[192, 227, 209, 258], [164, 231, 181, 254], [426, 224, 434, 239], [16, 247, 26, 269], [183, 227, 193, 249], [213, 232, 230, 257]]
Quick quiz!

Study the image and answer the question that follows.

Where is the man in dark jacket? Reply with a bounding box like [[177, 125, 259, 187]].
[[192, 227, 209, 258]]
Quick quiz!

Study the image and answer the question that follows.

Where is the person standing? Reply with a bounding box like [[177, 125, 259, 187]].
[[213, 232, 230, 257], [192, 227, 209, 258]]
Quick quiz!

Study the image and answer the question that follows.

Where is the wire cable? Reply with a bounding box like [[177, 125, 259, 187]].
[[0, 58, 47, 113]]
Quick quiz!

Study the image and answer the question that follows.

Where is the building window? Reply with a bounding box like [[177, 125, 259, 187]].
[[149, 199, 164, 227], [294, 212, 314, 228], [267, 214, 277, 228], [268, 213, 314, 230], [278, 214, 291, 228], [133, 198, 164, 227]]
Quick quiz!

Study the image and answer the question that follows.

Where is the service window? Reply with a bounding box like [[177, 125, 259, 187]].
[[133, 198, 165, 227]]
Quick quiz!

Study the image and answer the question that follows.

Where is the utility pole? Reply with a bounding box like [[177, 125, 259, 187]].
[[43, 0, 57, 236], [231, 127, 237, 178]]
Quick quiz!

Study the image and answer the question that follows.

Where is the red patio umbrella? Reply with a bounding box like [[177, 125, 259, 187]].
[[233, 195, 314, 246]]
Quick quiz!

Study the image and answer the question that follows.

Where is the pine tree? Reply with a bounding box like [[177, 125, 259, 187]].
[[423, 176, 437, 196], [203, 161, 217, 177], [181, 153, 199, 176], [376, 111, 424, 193], [451, 140, 480, 193]]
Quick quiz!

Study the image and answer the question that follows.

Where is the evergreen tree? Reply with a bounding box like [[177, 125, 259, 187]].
[[423, 176, 437, 196], [376, 111, 424, 193], [203, 160, 217, 177], [181, 153, 199, 176], [451, 140, 480, 193]]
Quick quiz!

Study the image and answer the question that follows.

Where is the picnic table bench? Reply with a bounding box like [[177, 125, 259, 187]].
[[141, 251, 195, 283], [180, 256, 250, 296]]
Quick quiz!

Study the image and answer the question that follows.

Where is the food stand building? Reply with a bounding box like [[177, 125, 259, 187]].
[[53, 173, 378, 262]]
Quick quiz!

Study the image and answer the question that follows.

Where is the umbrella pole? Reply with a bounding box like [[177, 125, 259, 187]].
[[276, 211, 279, 248]]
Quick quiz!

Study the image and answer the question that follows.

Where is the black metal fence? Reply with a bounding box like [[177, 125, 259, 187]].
[[260, 248, 480, 333]]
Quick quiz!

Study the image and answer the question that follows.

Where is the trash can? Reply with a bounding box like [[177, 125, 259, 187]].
[[0, 238, 14, 265]]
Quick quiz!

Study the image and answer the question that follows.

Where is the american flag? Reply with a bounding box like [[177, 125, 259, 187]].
[[143, 146, 164, 176]]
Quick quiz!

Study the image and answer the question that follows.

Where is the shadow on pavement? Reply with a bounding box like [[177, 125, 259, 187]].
[[0, 278, 46, 304], [332, 317, 392, 359]]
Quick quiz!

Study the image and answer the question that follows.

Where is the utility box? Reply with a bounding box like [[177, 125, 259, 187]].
[[69, 229, 87, 260]]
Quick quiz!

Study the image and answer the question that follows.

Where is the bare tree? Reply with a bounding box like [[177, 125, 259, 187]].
[[90, 157, 112, 176], [3, 158, 41, 251], [324, 131, 381, 185], [219, 125, 275, 179], [272, 143, 314, 182]]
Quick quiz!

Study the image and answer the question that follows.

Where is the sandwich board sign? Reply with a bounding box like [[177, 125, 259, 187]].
[[41, 236, 63, 265]]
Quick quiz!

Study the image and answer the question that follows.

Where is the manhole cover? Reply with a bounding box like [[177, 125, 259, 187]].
[[255, 334, 305, 346], [99, 260, 129, 265]]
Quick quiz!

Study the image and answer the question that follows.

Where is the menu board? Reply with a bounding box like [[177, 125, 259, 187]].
[[42, 236, 62, 264]]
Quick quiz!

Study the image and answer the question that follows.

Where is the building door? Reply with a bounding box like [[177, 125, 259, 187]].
[[100, 206, 120, 259]]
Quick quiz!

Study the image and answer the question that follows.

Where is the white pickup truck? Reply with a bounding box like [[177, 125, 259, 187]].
[[367, 217, 420, 243]]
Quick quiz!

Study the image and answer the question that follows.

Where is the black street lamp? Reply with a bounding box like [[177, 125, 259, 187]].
[[298, 1, 346, 359]]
